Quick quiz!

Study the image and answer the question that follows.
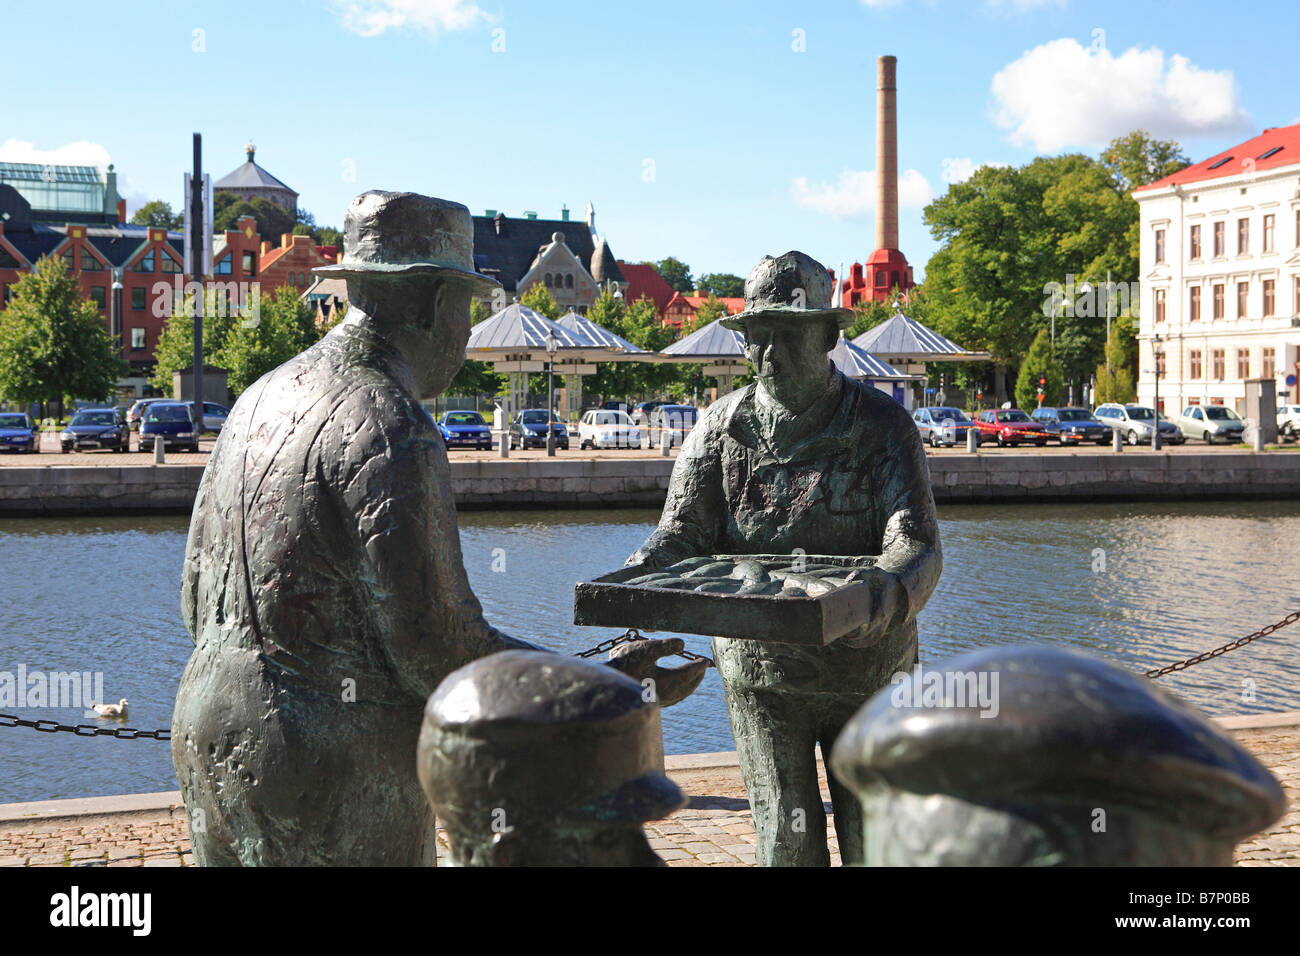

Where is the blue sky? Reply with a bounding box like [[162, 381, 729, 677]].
[[2, 0, 1296, 281]]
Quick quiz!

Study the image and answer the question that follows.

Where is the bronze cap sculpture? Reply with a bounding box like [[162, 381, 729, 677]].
[[830, 645, 1287, 866], [627, 250, 941, 866], [419, 650, 685, 866]]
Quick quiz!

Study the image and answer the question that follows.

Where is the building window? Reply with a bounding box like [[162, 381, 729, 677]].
[[1189, 224, 1201, 259], [1189, 349, 1202, 379], [1154, 228, 1165, 263], [1263, 347, 1276, 378], [89, 286, 105, 310], [1154, 288, 1165, 323], [1237, 281, 1248, 318], [61, 248, 75, 272], [131, 287, 145, 310], [565, 274, 573, 289], [131, 328, 146, 350], [133, 250, 155, 273], [1236, 348, 1250, 379], [1213, 221, 1224, 257], [160, 253, 182, 274], [242, 251, 256, 275], [0, 245, 19, 268], [80, 248, 105, 272], [1263, 278, 1275, 316], [1189, 286, 1201, 320], [544, 273, 552, 287], [215, 254, 233, 276], [1212, 283, 1224, 319], [875, 270, 886, 287], [1212, 348, 1225, 380], [1237, 218, 1249, 254], [1264, 214, 1275, 252]]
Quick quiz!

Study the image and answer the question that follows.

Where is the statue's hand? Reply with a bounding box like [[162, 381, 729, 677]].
[[606, 637, 709, 707]]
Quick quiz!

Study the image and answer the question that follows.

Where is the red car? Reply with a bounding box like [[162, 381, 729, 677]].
[[974, 409, 1047, 447]]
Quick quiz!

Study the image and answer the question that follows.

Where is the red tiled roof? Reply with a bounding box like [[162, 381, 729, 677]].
[[617, 261, 676, 314], [1133, 123, 1300, 193]]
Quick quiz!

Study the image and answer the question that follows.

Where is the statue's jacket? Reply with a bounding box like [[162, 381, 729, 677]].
[[632, 373, 942, 696]]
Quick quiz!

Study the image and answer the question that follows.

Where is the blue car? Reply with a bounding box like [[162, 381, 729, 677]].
[[0, 412, 39, 453], [437, 411, 493, 450], [1030, 406, 1113, 446], [139, 402, 200, 454]]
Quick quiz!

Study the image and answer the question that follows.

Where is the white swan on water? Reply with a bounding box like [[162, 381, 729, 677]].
[[93, 699, 128, 718]]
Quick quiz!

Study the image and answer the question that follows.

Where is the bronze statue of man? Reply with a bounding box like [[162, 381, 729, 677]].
[[172, 191, 705, 866], [627, 251, 942, 866]]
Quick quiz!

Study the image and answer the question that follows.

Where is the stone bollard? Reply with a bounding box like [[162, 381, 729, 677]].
[[661, 431, 671, 457], [1152, 428, 1162, 452], [1254, 424, 1265, 452], [417, 650, 684, 867], [966, 427, 978, 453], [1112, 427, 1122, 453], [154, 436, 166, 464], [830, 645, 1286, 866], [498, 429, 509, 458]]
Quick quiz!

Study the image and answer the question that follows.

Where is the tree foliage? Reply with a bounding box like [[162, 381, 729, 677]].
[[1092, 313, 1137, 404], [214, 285, 319, 396], [130, 200, 183, 229], [0, 256, 124, 409], [1014, 329, 1064, 411], [697, 272, 744, 297], [519, 282, 560, 320], [655, 257, 693, 293], [150, 290, 238, 393]]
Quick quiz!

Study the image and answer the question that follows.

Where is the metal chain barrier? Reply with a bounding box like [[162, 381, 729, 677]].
[[1145, 609, 1300, 679], [0, 713, 170, 740], [576, 627, 714, 665]]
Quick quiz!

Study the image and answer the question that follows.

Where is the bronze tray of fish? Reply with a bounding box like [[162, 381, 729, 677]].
[[573, 554, 878, 646]]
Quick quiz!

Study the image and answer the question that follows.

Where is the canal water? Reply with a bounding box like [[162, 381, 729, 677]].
[[1, 501, 1298, 804]]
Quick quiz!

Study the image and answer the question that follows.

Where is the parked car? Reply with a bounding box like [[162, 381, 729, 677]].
[[578, 409, 641, 450], [139, 402, 199, 453], [0, 412, 39, 453], [510, 409, 569, 450], [1094, 403, 1184, 446], [602, 400, 632, 415], [127, 398, 167, 430], [1176, 404, 1246, 444], [1276, 403, 1300, 440], [913, 406, 975, 447], [437, 410, 493, 450], [189, 401, 230, 432], [973, 408, 1044, 446], [645, 404, 698, 449], [631, 400, 672, 427], [1030, 406, 1112, 446], [60, 408, 129, 453]]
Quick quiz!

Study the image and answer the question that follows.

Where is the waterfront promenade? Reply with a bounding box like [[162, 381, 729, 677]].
[[2, 711, 1297, 867]]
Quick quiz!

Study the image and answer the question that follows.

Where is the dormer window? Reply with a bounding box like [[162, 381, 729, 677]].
[[79, 247, 105, 272], [133, 250, 155, 273]]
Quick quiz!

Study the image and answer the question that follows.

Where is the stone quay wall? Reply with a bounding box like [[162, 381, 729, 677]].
[[1, 453, 1298, 516]]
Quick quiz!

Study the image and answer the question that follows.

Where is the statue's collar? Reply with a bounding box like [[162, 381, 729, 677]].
[[723, 373, 857, 463]]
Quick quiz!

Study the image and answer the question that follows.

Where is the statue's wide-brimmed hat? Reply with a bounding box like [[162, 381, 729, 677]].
[[720, 250, 854, 331], [313, 190, 500, 293], [419, 651, 686, 827]]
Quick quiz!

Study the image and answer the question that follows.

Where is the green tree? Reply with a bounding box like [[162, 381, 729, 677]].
[[697, 273, 744, 297], [519, 281, 560, 320], [0, 256, 124, 413], [1092, 313, 1137, 404], [1100, 130, 1190, 194], [150, 290, 238, 392], [130, 200, 183, 229], [655, 257, 693, 293], [446, 299, 501, 397], [214, 285, 318, 396], [1014, 329, 1064, 410], [693, 293, 729, 327]]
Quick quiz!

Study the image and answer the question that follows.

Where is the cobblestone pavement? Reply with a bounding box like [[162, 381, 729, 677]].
[[2, 724, 1296, 867]]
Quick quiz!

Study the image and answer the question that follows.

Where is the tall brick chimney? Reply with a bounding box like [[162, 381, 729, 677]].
[[875, 55, 899, 253]]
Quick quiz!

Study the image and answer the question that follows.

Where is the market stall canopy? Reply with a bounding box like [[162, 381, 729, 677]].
[[661, 317, 746, 363], [850, 303, 990, 362], [466, 301, 600, 356], [828, 335, 921, 382], [555, 309, 647, 360]]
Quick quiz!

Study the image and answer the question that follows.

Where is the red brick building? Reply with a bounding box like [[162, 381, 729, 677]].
[[258, 233, 338, 294], [661, 291, 745, 331]]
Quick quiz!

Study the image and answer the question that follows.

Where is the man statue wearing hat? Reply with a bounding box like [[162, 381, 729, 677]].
[[627, 251, 942, 866], [172, 191, 706, 866], [830, 645, 1286, 865], [418, 651, 686, 866]]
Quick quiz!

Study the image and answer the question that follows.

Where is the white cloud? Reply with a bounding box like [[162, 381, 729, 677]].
[[331, 0, 488, 37], [985, 0, 1066, 10], [860, 0, 905, 7], [791, 168, 935, 220], [940, 157, 1010, 184], [0, 138, 113, 169], [991, 38, 1249, 152]]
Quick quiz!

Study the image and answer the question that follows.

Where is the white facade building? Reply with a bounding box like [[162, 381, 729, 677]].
[[1134, 123, 1300, 415]]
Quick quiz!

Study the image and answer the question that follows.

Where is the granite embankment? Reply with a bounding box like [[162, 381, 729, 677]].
[[1, 451, 1298, 515]]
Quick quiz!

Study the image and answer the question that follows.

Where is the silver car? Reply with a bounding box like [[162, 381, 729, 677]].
[[912, 406, 976, 447], [1094, 403, 1184, 446], [1177, 404, 1246, 444]]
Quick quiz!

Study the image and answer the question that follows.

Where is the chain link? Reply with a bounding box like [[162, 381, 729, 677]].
[[0, 713, 170, 740], [1145, 609, 1300, 679], [575, 627, 714, 665]]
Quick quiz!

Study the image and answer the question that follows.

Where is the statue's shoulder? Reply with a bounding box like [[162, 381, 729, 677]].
[[843, 376, 914, 428], [697, 385, 750, 432]]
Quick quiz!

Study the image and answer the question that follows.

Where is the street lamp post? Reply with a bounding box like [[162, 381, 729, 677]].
[[110, 271, 124, 355], [546, 331, 558, 457], [1152, 332, 1163, 452]]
